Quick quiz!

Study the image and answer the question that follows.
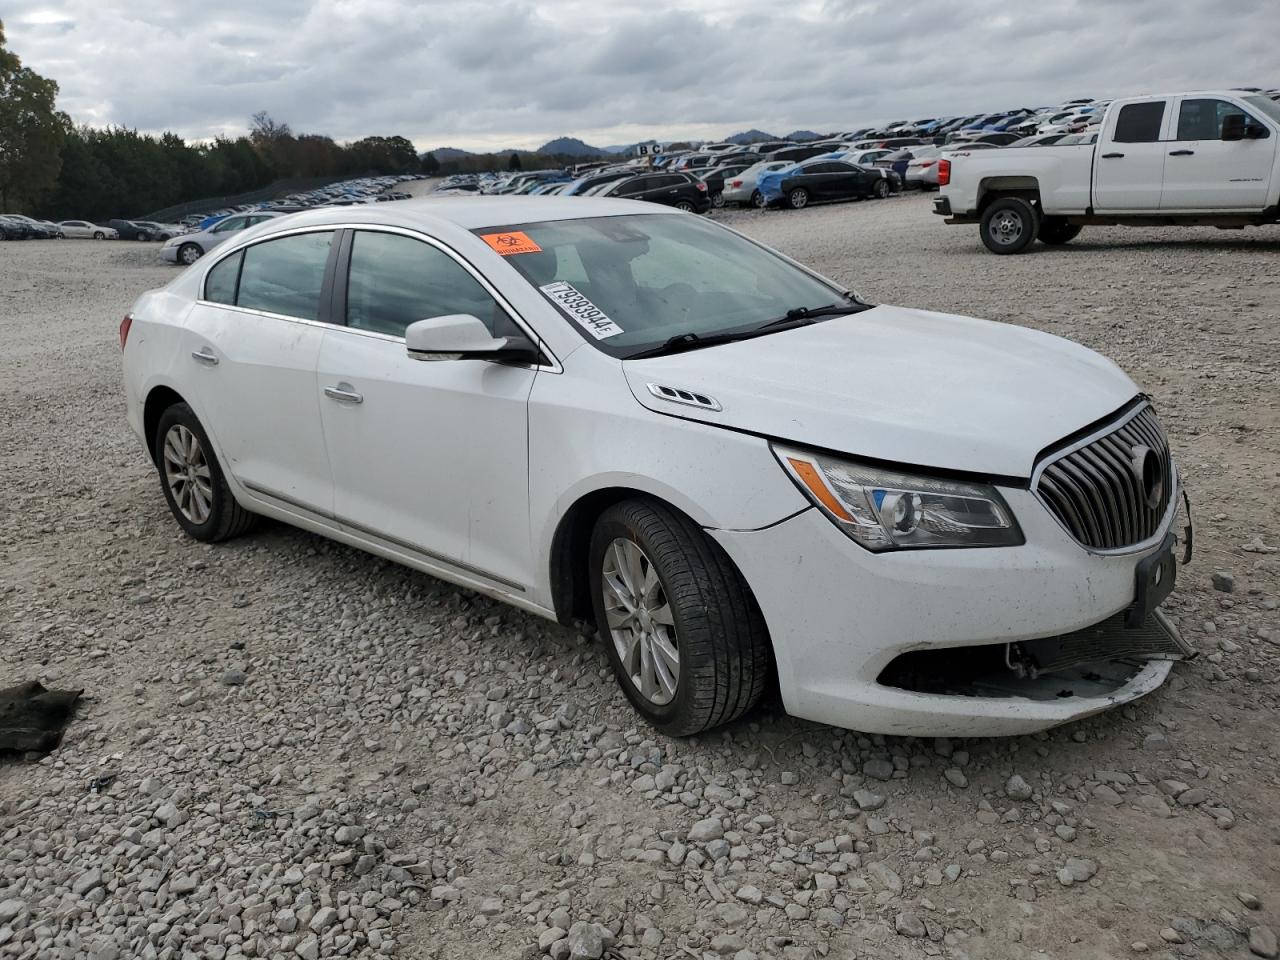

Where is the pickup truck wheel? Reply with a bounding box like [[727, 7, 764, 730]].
[[787, 187, 809, 210], [980, 197, 1039, 254], [589, 498, 771, 736], [1038, 217, 1083, 245]]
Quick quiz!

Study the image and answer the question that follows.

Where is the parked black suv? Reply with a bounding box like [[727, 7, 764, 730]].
[[605, 172, 711, 213]]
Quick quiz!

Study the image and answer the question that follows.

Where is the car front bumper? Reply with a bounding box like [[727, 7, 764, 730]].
[[711, 487, 1186, 737], [159, 245, 180, 263]]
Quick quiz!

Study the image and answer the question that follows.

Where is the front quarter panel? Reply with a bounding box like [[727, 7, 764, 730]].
[[526, 348, 808, 611]]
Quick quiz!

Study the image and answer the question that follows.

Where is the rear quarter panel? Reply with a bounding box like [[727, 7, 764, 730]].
[[943, 145, 1095, 214]]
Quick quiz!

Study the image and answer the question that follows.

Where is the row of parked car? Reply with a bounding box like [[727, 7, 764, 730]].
[[432, 86, 1280, 216], [2, 175, 423, 248]]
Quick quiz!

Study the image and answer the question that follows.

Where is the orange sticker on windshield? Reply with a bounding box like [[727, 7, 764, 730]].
[[481, 231, 542, 255]]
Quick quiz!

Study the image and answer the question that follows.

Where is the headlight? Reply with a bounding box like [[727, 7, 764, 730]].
[[774, 445, 1023, 552]]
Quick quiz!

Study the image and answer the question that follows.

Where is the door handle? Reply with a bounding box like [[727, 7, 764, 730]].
[[1101, 152, 1125, 159], [191, 348, 219, 366], [1168, 149, 1195, 156], [323, 383, 363, 404]]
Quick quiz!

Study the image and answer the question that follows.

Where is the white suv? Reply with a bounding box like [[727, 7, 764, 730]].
[[121, 197, 1192, 737]]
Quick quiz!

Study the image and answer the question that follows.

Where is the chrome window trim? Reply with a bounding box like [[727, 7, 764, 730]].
[[196, 221, 562, 374], [1029, 401, 1179, 557]]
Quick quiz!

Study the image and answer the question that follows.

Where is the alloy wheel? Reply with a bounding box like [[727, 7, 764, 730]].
[[162, 424, 214, 525], [600, 538, 679, 705], [179, 245, 201, 265]]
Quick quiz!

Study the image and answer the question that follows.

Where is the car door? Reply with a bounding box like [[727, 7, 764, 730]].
[[641, 175, 684, 205], [316, 228, 540, 591], [1160, 97, 1277, 210], [1093, 99, 1170, 210], [179, 229, 337, 517]]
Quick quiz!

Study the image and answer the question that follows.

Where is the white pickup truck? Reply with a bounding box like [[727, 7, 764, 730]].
[[934, 90, 1280, 253]]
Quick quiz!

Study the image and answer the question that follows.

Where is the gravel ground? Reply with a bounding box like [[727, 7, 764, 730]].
[[1, 196, 1278, 960]]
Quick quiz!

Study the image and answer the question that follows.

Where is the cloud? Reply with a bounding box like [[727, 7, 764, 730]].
[[3, 0, 1275, 151]]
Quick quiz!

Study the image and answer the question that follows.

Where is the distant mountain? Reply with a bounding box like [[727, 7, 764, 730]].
[[783, 130, 824, 142], [601, 144, 637, 154], [725, 129, 777, 144], [537, 137, 608, 157], [424, 147, 474, 160]]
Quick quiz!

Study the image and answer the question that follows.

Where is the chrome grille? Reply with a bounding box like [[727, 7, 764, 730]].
[[1035, 404, 1174, 551]]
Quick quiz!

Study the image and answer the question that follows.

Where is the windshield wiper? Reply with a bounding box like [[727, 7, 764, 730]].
[[755, 301, 871, 331], [626, 301, 873, 361]]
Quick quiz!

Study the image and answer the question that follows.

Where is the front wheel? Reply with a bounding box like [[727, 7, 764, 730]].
[[154, 403, 255, 543], [1038, 217, 1083, 245], [178, 243, 203, 265], [980, 196, 1040, 254], [93, 231, 104, 240], [589, 499, 771, 736], [872, 178, 890, 199], [787, 187, 809, 210]]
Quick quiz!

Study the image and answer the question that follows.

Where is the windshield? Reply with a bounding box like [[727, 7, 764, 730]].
[[1244, 95, 1280, 126], [478, 214, 846, 358]]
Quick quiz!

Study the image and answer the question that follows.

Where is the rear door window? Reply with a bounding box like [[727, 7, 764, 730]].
[[236, 232, 334, 320], [1112, 101, 1166, 142]]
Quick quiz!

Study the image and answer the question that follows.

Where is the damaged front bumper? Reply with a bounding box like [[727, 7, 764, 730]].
[[711, 487, 1194, 738]]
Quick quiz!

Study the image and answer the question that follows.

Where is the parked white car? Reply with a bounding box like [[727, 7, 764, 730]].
[[159, 211, 281, 265], [121, 197, 1192, 738], [57, 221, 118, 240], [936, 89, 1280, 253], [720, 160, 791, 207]]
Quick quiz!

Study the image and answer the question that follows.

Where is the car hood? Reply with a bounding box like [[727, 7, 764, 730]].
[[620, 305, 1138, 478]]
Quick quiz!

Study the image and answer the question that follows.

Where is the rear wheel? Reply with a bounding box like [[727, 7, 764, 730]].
[[711, 191, 725, 208], [750, 190, 765, 208], [1038, 216, 1083, 245], [872, 178, 890, 199], [154, 403, 255, 543], [589, 499, 771, 736], [675, 199, 696, 212], [980, 196, 1039, 254], [787, 187, 809, 210]]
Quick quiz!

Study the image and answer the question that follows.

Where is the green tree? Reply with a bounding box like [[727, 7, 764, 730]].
[[421, 151, 440, 174], [0, 20, 69, 210], [508, 152, 522, 172]]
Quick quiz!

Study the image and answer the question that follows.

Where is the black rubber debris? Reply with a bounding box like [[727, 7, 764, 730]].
[[0, 681, 84, 753]]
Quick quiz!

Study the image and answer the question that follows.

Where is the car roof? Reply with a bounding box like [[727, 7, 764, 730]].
[[246, 196, 664, 235]]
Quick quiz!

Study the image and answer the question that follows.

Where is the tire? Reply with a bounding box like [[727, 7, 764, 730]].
[[135, 231, 148, 241], [750, 190, 764, 209], [93, 231, 104, 240], [711, 191, 725, 209], [588, 498, 771, 736], [178, 243, 203, 265], [872, 178, 890, 199], [787, 187, 809, 210], [1038, 216, 1083, 245], [980, 196, 1040, 254], [675, 200, 696, 212], [153, 402, 255, 543]]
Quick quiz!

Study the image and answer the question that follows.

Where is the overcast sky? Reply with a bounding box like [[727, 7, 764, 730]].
[[4, 0, 1275, 152]]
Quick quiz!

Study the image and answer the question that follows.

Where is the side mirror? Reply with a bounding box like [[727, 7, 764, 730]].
[[1221, 113, 1245, 141], [405, 314, 541, 364]]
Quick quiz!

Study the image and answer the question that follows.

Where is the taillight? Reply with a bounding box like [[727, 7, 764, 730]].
[[937, 159, 951, 186], [119, 313, 133, 350], [730, 180, 742, 188], [696, 182, 707, 192]]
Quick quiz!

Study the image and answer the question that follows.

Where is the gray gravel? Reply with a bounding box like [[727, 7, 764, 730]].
[[1, 196, 1278, 959]]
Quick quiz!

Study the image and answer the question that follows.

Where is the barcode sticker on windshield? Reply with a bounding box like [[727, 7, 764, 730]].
[[539, 281, 623, 340]]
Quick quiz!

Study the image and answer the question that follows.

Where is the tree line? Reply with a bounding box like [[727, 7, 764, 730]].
[[0, 23, 429, 221], [0, 22, 617, 222]]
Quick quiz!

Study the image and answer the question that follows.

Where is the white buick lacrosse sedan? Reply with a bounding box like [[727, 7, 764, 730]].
[[121, 197, 1192, 737]]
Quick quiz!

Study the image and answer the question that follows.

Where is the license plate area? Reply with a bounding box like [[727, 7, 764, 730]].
[[1125, 533, 1177, 629]]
